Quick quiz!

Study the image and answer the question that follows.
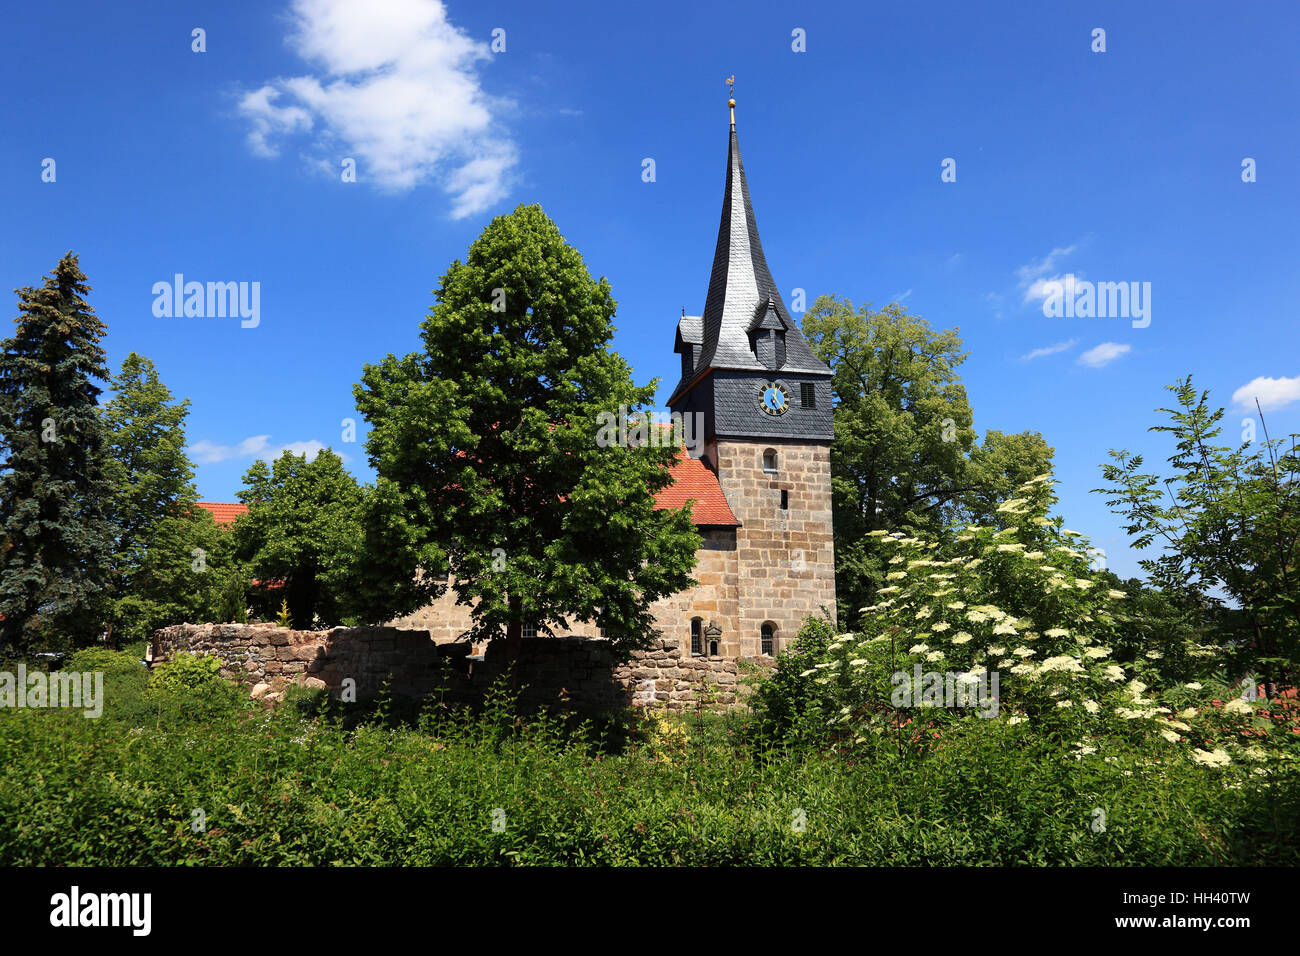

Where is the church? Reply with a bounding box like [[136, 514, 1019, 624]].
[[202, 97, 837, 660]]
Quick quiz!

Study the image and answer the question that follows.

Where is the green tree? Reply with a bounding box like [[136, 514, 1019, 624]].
[[1097, 377, 1300, 695], [353, 203, 700, 656], [102, 352, 223, 640], [802, 296, 1053, 623], [235, 448, 364, 629], [0, 252, 115, 652]]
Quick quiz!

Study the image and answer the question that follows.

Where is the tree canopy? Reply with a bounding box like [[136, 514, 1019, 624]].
[[353, 203, 700, 654]]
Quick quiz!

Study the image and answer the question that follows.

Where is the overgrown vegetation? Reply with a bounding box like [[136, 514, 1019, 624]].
[[0, 648, 1295, 866]]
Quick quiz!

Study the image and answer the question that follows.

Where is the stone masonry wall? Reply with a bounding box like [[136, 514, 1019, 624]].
[[151, 624, 772, 712], [711, 439, 837, 655]]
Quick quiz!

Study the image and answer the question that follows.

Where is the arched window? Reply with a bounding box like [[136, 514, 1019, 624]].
[[762, 448, 778, 474], [761, 622, 776, 656], [690, 617, 703, 656]]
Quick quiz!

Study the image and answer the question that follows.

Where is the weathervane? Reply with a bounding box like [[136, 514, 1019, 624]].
[[726, 75, 736, 129]]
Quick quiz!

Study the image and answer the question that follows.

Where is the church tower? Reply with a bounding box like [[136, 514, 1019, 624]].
[[667, 85, 837, 655]]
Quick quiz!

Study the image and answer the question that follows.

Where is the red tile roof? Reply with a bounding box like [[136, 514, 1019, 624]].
[[197, 501, 248, 527], [195, 452, 738, 530], [654, 451, 739, 527]]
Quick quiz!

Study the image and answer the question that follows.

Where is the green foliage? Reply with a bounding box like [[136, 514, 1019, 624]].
[[353, 203, 700, 652], [235, 448, 364, 629], [0, 252, 116, 652], [275, 599, 291, 629], [217, 568, 249, 624], [148, 652, 224, 693], [802, 295, 1053, 625], [0, 682, 1294, 865], [1097, 376, 1300, 690]]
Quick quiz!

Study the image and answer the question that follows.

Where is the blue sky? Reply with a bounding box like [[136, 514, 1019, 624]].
[[1, 0, 1297, 582]]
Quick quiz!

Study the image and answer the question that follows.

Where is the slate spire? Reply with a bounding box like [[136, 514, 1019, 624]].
[[668, 93, 830, 406]]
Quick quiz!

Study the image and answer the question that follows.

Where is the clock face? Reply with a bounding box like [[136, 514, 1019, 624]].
[[759, 381, 790, 416]]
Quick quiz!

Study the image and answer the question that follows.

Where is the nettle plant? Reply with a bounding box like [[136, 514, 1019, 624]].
[[811, 475, 1236, 760]]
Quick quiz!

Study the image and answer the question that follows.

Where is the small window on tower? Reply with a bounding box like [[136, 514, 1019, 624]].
[[761, 622, 776, 656], [780, 489, 789, 510], [762, 449, 778, 474], [800, 383, 816, 408], [522, 622, 537, 639], [690, 617, 703, 656]]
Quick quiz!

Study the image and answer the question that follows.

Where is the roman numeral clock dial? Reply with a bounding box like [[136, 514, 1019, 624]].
[[759, 381, 789, 416]]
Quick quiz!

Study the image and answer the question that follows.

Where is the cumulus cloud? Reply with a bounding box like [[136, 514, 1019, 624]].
[[1076, 342, 1130, 368], [189, 435, 339, 465], [238, 0, 516, 218], [1232, 375, 1300, 412], [1021, 338, 1078, 361]]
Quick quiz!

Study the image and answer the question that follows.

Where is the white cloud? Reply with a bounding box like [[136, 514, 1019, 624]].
[[1232, 375, 1300, 412], [1076, 342, 1130, 368], [238, 0, 516, 218], [189, 435, 340, 465], [1021, 338, 1078, 361], [1017, 245, 1079, 305], [893, 289, 913, 304]]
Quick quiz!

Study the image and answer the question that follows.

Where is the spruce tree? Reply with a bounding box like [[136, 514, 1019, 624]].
[[0, 252, 116, 652]]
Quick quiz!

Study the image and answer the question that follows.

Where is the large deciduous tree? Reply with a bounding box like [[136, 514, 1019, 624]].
[[102, 352, 226, 640], [235, 448, 364, 629], [0, 252, 116, 652], [353, 203, 700, 656], [802, 295, 1053, 623]]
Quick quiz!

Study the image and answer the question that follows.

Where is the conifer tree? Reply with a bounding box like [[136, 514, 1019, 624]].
[[102, 352, 226, 640], [0, 252, 115, 652]]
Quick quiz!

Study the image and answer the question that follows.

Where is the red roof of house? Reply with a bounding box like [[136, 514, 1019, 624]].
[[197, 501, 249, 527], [655, 451, 739, 527], [196, 453, 738, 529]]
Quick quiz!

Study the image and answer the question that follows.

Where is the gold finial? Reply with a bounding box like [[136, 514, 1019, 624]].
[[726, 75, 736, 128]]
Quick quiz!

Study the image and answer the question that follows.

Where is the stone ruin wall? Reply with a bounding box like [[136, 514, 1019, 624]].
[[150, 623, 774, 712]]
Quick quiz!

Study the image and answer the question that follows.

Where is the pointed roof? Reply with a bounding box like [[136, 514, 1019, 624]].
[[668, 123, 830, 405]]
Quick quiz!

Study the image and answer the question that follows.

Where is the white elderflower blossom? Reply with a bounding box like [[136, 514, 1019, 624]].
[[952, 632, 973, 644], [1044, 628, 1070, 639], [1184, 682, 1202, 690], [1106, 589, 1126, 600], [1103, 665, 1125, 681], [1222, 698, 1254, 715], [1013, 647, 1036, 657], [1039, 655, 1085, 674], [931, 622, 951, 632], [992, 621, 1018, 636], [925, 651, 943, 662], [1190, 748, 1231, 768], [886, 571, 907, 580], [909, 643, 929, 654], [1082, 700, 1100, 714], [1084, 646, 1111, 659]]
